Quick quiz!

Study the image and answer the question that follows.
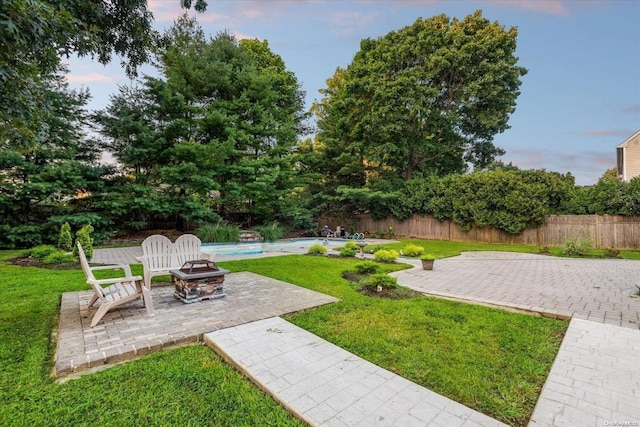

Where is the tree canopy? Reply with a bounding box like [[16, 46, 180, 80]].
[[95, 15, 307, 230], [0, 0, 207, 139], [312, 10, 527, 182]]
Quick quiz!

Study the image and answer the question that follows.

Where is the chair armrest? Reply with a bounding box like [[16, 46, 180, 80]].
[[199, 253, 214, 262], [90, 275, 143, 286], [90, 263, 133, 277]]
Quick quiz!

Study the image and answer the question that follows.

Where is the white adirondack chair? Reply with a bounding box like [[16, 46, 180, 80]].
[[77, 243, 153, 328], [174, 234, 209, 266], [138, 234, 174, 289], [137, 234, 212, 288]]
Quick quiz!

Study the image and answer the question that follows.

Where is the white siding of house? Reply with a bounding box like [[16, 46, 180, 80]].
[[618, 131, 640, 182]]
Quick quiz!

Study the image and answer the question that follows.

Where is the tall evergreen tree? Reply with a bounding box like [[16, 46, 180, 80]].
[[0, 69, 109, 247], [95, 15, 307, 229]]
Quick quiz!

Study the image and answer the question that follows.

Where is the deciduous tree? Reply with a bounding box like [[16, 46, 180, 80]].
[[314, 10, 527, 181]]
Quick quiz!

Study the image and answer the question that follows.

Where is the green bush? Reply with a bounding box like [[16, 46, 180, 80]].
[[253, 222, 284, 241], [43, 251, 76, 264], [603, 248, 620, 258], [57, 222, 73, 251], [342, 241, 359, 250], [353, 261, 381, 275], [562, 236, 592, 257], [307, 244, 327, 256], [73, 224, 94, 260], [420, 253, 436, 261], [196, 220, 240, 243], [362, 273, 398, 290], [402, 244, 425, 257], [373, 249, 399, 263], [26, 245, 58, 261], [339, 247, 358, 257]]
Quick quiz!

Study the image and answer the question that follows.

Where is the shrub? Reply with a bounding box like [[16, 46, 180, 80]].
[[57, 222, 73, 251], [339, 247, 357, 257], [373, 249, 399, 263], [402, 244, 424, 257], [43, 251, 76, 264], [386, 226, 394, 239], [196, 220, 240, 243], [342, 241, 359, 250], [603, 248, 620, 258], [562, 236, 592, 257], [362, 273, 398, 290], [307, 244, 327, 256], [26, 245, 58, 262], [420, 253, 436, 261], [73, 224, 94, 260], [353, 261, 381, 275], [253, 222, 284, 241], [538, 246, 550, 254]]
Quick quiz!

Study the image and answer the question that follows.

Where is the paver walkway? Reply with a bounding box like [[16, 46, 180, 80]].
[[205, 317, 507, 427], [392, 251, 640, 329], [529, 318, 640, 425]]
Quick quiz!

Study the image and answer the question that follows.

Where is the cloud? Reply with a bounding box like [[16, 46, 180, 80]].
[[499, 147, 614, 185], [623, 105, 640, 115], [66, 73, 116, 84], [234, 32, 261, 41], [581, 129, 635, 137], [485, 0, 569, 16], [149, 0, 229, 23], [330, 10, 377, 39]]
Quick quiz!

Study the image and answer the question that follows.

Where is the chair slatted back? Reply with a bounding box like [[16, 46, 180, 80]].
[[141, 235, 173, 270], [174, 234, 204, 266], [77, 243, 104, 299]]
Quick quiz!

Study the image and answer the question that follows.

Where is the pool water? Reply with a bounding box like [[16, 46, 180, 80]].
[[201, 238, 344, 256]]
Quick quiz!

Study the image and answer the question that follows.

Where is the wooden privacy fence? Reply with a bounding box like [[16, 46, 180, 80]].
[[321, 214, 640, 249]]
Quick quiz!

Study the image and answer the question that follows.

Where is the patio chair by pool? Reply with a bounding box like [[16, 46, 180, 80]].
[[137, 234, 212, 288], [77, 242, 154, 327]]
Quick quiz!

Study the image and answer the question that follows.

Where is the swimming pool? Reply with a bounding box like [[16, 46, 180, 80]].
[[201, 238, 345, 256]]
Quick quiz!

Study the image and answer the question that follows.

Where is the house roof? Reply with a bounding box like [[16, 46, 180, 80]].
[[617, 130, 640, 148]]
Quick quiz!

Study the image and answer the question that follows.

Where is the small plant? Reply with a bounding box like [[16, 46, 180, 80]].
[[402, 244, 425, 257], [25, 245, 58, 262], [253, 221, 284, 241], [342, 241, 359, 250], [386, 226, 394, 239], [307, 244, 327, 256], [371, 231, 385, 238], [73, 224, 94, 260], [353, 261, 381, 275], [420, 253, 436, 261], [538, 246, 550, 254], [57, 222, 73, 251], [339, 247, 357, 257], [603, 248, 620, 258], [361, 273, 398, 291], [562, 236, 592, 257], [196, 220, 240, 242], [373, 249, 399, 263], [43, 251, 76, 264]]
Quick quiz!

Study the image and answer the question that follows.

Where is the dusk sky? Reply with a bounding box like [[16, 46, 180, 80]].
[[66, 0, 640, 186]]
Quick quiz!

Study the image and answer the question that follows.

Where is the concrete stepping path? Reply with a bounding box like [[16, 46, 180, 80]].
[[205, 317, 507, 427], [529, 318, 640, 425]]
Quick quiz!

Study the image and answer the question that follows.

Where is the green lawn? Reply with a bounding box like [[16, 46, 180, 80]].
[[0, 251, 304, 427], [0, 244, 572, 426], [222, 255, 567, 426], [368, 238, 640, 260]]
